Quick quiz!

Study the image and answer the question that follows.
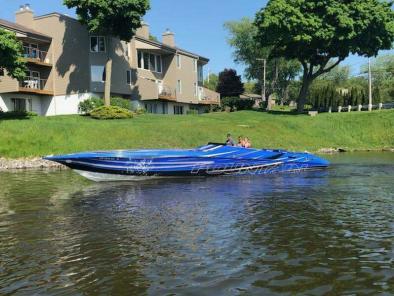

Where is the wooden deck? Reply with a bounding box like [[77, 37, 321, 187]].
[[18, 87, 54, 96]]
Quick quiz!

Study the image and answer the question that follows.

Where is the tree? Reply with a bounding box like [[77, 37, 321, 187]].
[[0, 29, 26, 80], [203, 73, 219, 91], [255, 0, 394, 112], [216, 69, 244, 97], [225, 17, 301, 104], [64, 0, 150, 106]]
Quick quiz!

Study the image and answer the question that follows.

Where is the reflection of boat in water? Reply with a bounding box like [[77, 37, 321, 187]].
[[43, 144, 329, 182]]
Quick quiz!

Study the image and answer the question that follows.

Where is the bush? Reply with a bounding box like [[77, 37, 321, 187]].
[[0, 111, 37, 119], [221, 97, 255, 111], [90, 106, 133, 120], [134, 107, 146, 115], [78, 97, 104, 114], [78, 97, 131, 114], [111, 97, 131, 109], [186, 109, 199, 115]]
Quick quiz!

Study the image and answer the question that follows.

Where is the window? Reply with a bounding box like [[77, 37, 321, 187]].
[[174, 105, 184, 115], [194, 60, 197, 72], [177, 80, 182, 94], [143, 52, 149, 70], [156, 55, 162, 73], [90, 36, 106, 52], [176, 54, 181, 68], [12, 98, 32, 112], [126, 70, 132, 85], [91, 65, 105, 82], [145, 103, 158, 113], [198, 64, 204, 83], [137, 50, 163, 73], [194, 82, 197, 97]]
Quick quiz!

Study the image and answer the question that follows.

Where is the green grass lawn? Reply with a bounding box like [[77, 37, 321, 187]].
[[0, 110, 393, 158]]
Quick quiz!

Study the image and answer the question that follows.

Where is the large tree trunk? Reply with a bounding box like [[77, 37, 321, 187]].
[[104, 58, 112, 106], [297, 76, 313, 113]]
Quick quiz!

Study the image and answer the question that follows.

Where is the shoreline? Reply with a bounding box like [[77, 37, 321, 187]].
[[1, 148, 393, 171]]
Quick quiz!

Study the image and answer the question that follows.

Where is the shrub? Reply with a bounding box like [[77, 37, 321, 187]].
[[186, 109, 199, 115], [78, 97, 104, 114], [90, 106, 133, 120], [111, 97, 131, 109], [79, 97, 131, 114], [0, 111, 37, 119], [221, 97, 255, 111], [134, 107, 146, 115]]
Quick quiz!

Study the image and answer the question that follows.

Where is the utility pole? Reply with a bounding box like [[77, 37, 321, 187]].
[[368, 58, 373, 112], [257, 58, 267, 105]]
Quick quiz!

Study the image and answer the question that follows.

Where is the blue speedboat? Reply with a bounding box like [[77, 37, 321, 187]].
[[43, 144, 329, 182]]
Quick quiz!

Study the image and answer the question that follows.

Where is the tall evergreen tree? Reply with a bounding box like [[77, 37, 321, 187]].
[[216, 69, 245, 98]]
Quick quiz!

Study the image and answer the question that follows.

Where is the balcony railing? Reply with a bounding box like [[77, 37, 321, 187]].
[[158, 84, 177, 101], [198, 87, 220, 105], [23, 46, 51, 64], [19, 77, 48, 90]]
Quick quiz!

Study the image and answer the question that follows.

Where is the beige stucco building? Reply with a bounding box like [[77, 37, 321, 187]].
[[0, 4, 220, 116]]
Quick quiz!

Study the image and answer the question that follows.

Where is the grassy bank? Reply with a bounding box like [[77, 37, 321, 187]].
[[0, 110, 393, 158]]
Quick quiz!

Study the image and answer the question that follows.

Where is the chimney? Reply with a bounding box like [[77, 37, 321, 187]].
[[162, 29, 175, 47], [15, 4, 34, 28], [136, 22, 150, 39]]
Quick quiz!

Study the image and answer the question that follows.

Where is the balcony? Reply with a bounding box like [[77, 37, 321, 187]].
[[198, 87, 220, 105], [158, 84, 177, 101], [23, 46, 52, 66], [19, 77, 53, 95]]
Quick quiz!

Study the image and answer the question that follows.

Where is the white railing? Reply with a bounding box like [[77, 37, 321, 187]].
[[19, 76, 48, 90], [23, 46, 50, 64], [158, 84, 175, 99]]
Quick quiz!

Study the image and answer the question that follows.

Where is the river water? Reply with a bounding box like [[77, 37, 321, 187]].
[[0, 153, 393, 295]]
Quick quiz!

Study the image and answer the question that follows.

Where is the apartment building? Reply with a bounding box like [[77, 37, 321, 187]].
[[0, 4, 220, 116]]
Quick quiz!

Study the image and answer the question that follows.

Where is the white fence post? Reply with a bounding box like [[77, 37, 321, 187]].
[[338, 106, 342, 113], [358, 104, 362, 112], [348, 105, 352, 112], [379, 102, 383, 110]]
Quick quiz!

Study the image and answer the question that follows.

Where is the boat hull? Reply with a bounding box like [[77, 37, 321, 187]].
[[44, 144, 329, 182]]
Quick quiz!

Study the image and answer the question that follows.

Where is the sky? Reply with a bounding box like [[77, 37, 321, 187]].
[[0, 0, 390, 80]]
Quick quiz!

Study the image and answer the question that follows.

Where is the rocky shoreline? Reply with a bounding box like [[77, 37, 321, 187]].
[[0, 157, 66, 171], [0, 148, 393, 171]]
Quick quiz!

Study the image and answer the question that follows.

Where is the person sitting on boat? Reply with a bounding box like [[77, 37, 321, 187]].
[[244, 137, 252, 148], [225, 133, 235, 146], [237, 136, 245, 147]]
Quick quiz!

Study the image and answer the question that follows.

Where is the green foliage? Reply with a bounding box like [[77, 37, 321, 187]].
[[149, 34, 158, 42], [224, 17, 301, 101], [79, 97, 131, 114], [186, 109, 199, 115], [110, 97, 131, 109], [90, 106, 133, 120], [0, 111, 37, 119], [78, 97, 104, 114], [216, 69, 244, 97], [255, 0, 394, 111], [0, 29, 27, 80], [221, 97, 255, 111], [63, 0, 150, 41], [203, 73, 219, 91], [1, 111, 394, 158]]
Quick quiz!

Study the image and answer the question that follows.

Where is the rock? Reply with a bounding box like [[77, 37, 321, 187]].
[[0, 157, 66, 171], [317, 148, 339, 154], [383, 148, 394, 152]]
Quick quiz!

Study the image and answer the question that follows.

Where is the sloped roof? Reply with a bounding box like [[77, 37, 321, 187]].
[[0, 18, 52, 42]]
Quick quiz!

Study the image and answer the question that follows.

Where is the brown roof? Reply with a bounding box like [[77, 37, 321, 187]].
[[135, 35, 209, 63], [0, 18, 52, 42]]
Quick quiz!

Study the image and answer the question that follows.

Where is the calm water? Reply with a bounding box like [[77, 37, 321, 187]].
[[0, 153, 393, 295]]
